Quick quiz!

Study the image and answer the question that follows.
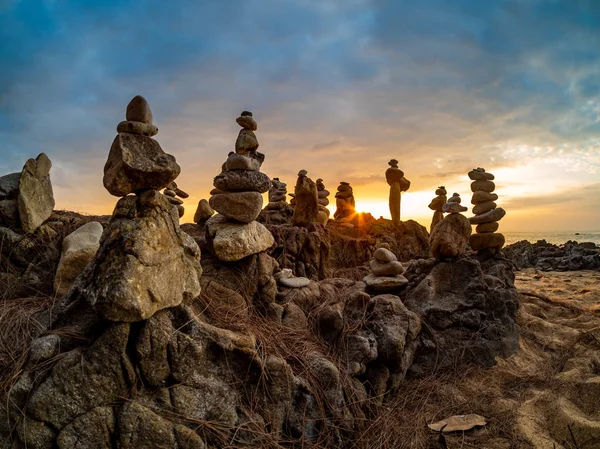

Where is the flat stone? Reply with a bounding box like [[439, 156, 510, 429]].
[[206, 214, 275, 262], [468, 168, 495, 181], [225, 153, 261, 171], [177, 204, 184, 218], [163, 188, 176, 197], [470, 180, 495, 193], [126, 95, 153, 124], [318, 197, 329, 206], [0, 172, 20, 199], [472, 200, 496, 215], [471, 191, 498, 204], [103, 133, 180, 197], [209, 191, 263, 223], [116, 121, 158, 136], [236, 115, 258, 131], [194, 199, 214, 223], [374, 248, 397, 263], [469, 207, 506, 225], [447, 193, 461, 204], [18, 153, 55, 233], [210, 188, 224, 195], [338, 184, 352, 192], [235, 129, 259, 154], [435, 186, 447, 196], [370, 259, 404, 277], [476, 221, 499, 233], [335, 190, 353, 199], [213, 170, 271, 193], [279, 277, 311, 288], [318, 189, 330, 199], [430, 213, 472, 259], [442, 202, 467, 213], [470, 232, 505, 251], [363, 273, 408, 292], [167, 196, 183, 205], [54, 221, 103, 296]]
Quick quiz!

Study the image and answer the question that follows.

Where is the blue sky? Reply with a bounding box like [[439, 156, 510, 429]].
[[1, 0, 599, 230]]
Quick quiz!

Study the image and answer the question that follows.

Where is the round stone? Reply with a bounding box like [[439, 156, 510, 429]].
[[447, 193, 461, 204], [374, 247, 397, 263], [472, 201, 497, 215], [469, 232, 505, 251], [469, 207, 506, 225], [363, 273, 408, 292], [116, 121, 158, 137], [470, 180, 495, 193], [468, 168, 495, 181], [435, 186, 447, 196], [370, 259, 404, 276], [476, 221, 499, 233], [163, 189, 176, 197], [471, 191, 498, 204], [236, 115, 258, 131], [225, 154, 261, 171], [213, 170, 271, 193], [177, 205, 185, 218], [126, 95, 153, 124]]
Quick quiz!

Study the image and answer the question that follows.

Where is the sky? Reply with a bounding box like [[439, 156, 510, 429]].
[[1, 0, 599, 232]]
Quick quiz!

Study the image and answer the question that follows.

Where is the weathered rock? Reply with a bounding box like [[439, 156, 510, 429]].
[[72, 191, 202, 321], [363, 273, 408, 292], [374, 247, 396, 263], [292, 172, 319, 227], [0, 172, 20, 199], [429, 213, 472, 259], [103, 133, 180, 197], [0, 199, 19, 227], [206, 214, 274, 262], [236, 128, 259, 154], [116, 120, 158, 136], [471, 191, 498, 204], [504, 240, 600, 271], [194, 199, 214, 223], [470, 232, 505, 251], [126, 95, 153, 123], [470, 180, 495, 193], [472, 200, 497, 215], [57, 406, 115, 449], [236, 115, 258, 130], [476, 221, 499, 233], [18, 153, 55, 233], [225, 153, 261, 171], [468, 167, 495, 181], [469, 207, 506, 225], [279, 277, 311, 288], [213, 170, 271, 193], [442, 202, 468, 213], [54, 221, 103, 296], [210, 191, 263, 223], [430, 210, 444, 233], [370, 259, 404, 277]]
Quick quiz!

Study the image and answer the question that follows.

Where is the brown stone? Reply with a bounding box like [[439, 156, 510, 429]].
[[126, 95, 153, 124], [235, 129, 259, 154], [472, 200, 497, 215], [471, 191, 498, 204], [469, 232, 505, 251], [18, 153, 55, 233], [209, 191, 263, 223], [469, 207, 506, 225], [194, 199, 214, 223], [470, 180, 495, 193], [476, 221, 499, 233], [292, 174, 319, 227], [430, 213, 472, 259], [236, 115, 258, 131]]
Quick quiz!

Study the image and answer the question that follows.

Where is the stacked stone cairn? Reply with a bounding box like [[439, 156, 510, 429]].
[[193, 198, 214, 224], [429, 193, 471, 259], [0, 153, 55, 233], [385, 159, 411, 225], [292, 169, 319, 227], [334, 181, 356, 222], [266, 177, 288, 209], [162, 180, 189, 218], [468, 167, 506, 251], [427, 185, 447, 233], [363, 246, 408, 292], [206, 111, 274, 261], [316, 178, 330, 225]]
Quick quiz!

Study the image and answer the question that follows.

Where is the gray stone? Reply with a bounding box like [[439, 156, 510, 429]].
[[363, 273, 408, 292], [213, 170, 271, 193], [0, 172, 20, 199], [116, 120, 158, 136], [103, 133, 180, 197], [468, 168, 495, 181], [469, 207, 506, 225], [209, 191, 263, 223], [0, 199, 19, 227], [370, 259, 405, 277], [442, 202, 468, 213], [57, 406, 115, 449], [235, 128, 259, 154], [279, 277, 311, 288], [374, 247, 397, 263], [18, 153, 55, 233], [206, 214, 275, 262], [54, 221, 103, 296], [225, 153, 261, 171]]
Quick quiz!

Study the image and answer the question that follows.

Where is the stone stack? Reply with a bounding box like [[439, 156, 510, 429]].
[[162, 181, 189, 218], [468, 168, 506, 252], [206, 112, 274, 261], [334, 181, 356, 222], [266, 177, 288, 209], [363, 247, 408, 292], [385, 159, 411, 224], [316, 178, 330, 225], [0, 153, 55, 233], [430, 193, 471, 259], [292, 170, 319, 227], [427, 186, 447, 233]]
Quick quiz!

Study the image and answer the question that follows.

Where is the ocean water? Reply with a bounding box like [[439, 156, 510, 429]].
[[503, 232, 600, 246]]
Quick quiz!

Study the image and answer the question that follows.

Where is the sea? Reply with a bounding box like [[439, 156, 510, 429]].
[[503, 232, 600, 246]]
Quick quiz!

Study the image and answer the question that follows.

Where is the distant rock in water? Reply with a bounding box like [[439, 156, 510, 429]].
[[504, 239, 600, 271]]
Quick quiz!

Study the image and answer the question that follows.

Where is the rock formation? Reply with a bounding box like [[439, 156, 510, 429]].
[[363, 247, 408, 292], [334, 181, 356, 222], [504, 239, 600, 271], [430, 193, 471, 259], [385, 159, 411, 225], [267, 177, 287, 206], [0, 153, 55, 233], [259, 178, 294, 225], [427, 185, 447, 232], [53, 221, 103, 296], [163, 180, 189, 218], [292, 170, 319, 227], [206, 112, 274, 261], [316, 178, 330, 225], [468, 168, 506, 252], [193, 198, 214, 224]]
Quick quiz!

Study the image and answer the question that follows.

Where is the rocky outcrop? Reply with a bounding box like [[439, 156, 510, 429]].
[[259, 177, 294, 225], [430, 195, 471, 259], [504, 240, 600, 271], [292, 170, 319, 227], [53, 221, 103, 296], [385, 159, 410, 225]]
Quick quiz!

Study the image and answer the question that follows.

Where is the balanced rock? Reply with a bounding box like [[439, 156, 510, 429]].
[[205, 214, 275, 262], [316, 178, 330, 225], [447, 192, 461, 204], [476, 221, 499, 233], [385, 159, 410, 224], [225, 153, 261, 172], [470, 232, 505, 251], [442, 202, 467, 213], [268, 178, 288, 204], [473, 200, 497, 215], [430, 213, 472, 259], [118, 96, 158, 137], [214, 170, 270, 193], [209, 191, 263, 223], [292, 170, 319, 227], [470, 180, 495, 193], [54, 221, 103, 296], [18, 153, 55, 233], [468, 168, 506, 252], [363, 273, 408, 292], [469, 207, 506, 225], [104, 133, 180, 197], [279, 277, 311, 289], [364, 247, 407, 292], [428, 186, 447, 232], [76, 191, 202, 322], [468, 167, 495, 181], [471, 191, 498, 204], [334, 182, 356, 222], [194, 199, 214, 223]]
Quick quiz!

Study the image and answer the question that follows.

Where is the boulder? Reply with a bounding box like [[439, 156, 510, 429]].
[[213, 170, 271, 193], [18, 153, 55, 233], [429, 213, 471, 259], [209, 191, 263, 223], [194, 199, 214, 223], [54, 221, 103, 296], [72, 191, 202, 322], [206, 214, 274, 262], [103, 133, 180, 197]]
